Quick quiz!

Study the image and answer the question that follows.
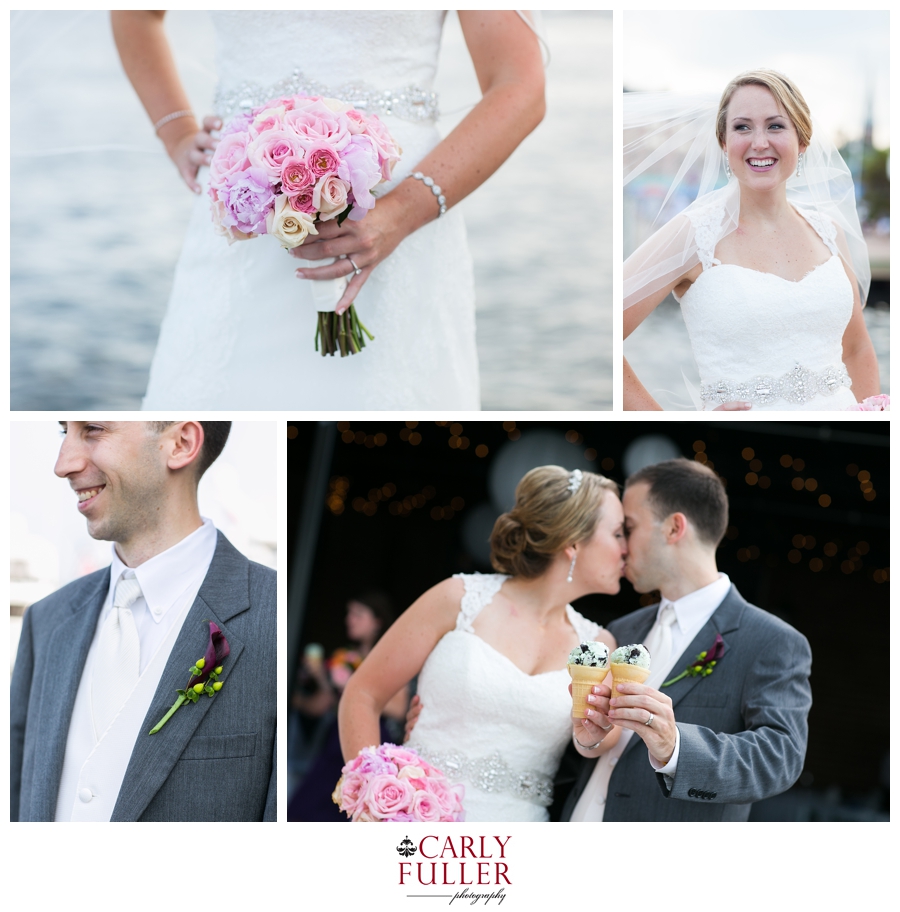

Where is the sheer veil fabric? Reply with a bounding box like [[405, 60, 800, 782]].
[[623, 92, 870, 310]]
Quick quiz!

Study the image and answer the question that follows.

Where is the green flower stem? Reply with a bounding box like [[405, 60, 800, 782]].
[[661, 670, 689, 688], [149, 694, 186, 734], [352, 305, 374, 340]]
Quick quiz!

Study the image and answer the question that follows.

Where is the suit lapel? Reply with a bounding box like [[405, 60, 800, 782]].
[[620, 585, 746, 760], [34, 570, 109, 820], [111, 534, 251, 821]]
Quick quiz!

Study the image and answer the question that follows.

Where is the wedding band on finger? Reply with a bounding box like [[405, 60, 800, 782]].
[[347, 256, 362, 276], [644, 713, 655, 726]]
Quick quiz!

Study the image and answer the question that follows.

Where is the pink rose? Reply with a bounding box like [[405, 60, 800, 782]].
[[209, 131, 251, 190], [410, 790, 444, 822], [284, 100, 350, 151], [335, 771, 366, 817], [385, 746, 424, 768], [247, 129, 303, 182], [363, 114, 402, 181], [288, 189, 316, 214], [365, 774, 415, 819], [345, 109, 369, 135], [281, 157, 315, 194], [306, 145, 342, 178], [313, 175, 350, 220]]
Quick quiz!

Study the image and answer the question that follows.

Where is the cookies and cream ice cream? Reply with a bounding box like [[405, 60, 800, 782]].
[[567, 641, 610, 719]]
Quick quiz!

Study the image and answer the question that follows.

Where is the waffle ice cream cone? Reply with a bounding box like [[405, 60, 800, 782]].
[[610, 662, 651, 695], [568, 664, 609, 719]]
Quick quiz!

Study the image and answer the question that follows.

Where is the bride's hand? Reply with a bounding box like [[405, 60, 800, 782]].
[[290, 195, 408, 314], [714, 401, 752, 411], [571, 683, 614, 750], [164, 115, 221, 194]]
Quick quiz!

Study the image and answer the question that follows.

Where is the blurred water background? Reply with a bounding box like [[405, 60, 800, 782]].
[[10, 11, 612, 411], [623, 10, 890, 409]]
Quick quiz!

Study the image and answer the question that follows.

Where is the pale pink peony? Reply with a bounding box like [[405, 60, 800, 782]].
[[313, 175, 350, 220], [210, 198, 256, 244], [365, 774, 415, 819], [220, 167, 274, 235], [338, 135, 382, 219], [247, 130, 304, 183]]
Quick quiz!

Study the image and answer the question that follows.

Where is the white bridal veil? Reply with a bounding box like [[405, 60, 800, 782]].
[[623, 91, 871, 309]]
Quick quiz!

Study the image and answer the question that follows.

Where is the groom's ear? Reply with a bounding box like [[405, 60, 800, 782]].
[[662, 512, 689, 544]]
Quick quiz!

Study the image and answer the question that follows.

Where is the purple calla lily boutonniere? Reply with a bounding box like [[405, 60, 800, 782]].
[[149, 622, 230, 734], [661, 633, 725, 687]]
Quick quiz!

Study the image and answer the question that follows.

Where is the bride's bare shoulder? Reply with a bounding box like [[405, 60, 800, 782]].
[[407, 576, 465, 626]]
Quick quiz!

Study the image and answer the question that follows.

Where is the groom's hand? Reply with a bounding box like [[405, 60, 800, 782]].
[[608, 682, 677, 765]]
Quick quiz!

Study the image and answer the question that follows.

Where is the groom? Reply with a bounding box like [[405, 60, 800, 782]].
[[10, 422, 276, 822], [560, 458, 812, 821]]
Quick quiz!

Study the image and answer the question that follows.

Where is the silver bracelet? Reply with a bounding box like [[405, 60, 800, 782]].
[[408, 171, 447, 217], [154, 109, 194, 133], [573, 732, 604, 752]]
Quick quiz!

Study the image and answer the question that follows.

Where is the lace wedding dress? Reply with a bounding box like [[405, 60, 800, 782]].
[[676, 202, 856, 411], [407, 573, 603, 822], [142, 11, 479, 410]]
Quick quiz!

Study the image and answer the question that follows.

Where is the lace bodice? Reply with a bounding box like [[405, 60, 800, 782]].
[[408, 573, 603, 822], [211, 11, 444, 124], [677, 202, 856, 411]]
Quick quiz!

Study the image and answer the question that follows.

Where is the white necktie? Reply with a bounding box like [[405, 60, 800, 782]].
[[91, 574, 142, 739], [644, 602, 677, 686]]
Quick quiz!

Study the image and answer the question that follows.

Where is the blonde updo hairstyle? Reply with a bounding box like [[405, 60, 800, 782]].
[[490, 466, 619, 579], [716, 69, 813, 150]]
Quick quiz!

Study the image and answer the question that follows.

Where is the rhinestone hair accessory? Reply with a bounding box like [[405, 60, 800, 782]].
[[567, 469, 583, 494]]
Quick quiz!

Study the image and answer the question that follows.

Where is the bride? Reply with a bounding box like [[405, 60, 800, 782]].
[[110, 11, 545, 409], [623, 69, 881, 411], [339, 466, 626, 822]]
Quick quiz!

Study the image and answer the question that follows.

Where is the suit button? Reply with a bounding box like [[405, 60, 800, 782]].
[[78, 788, 93, 803], [688, 788, 697, 797]]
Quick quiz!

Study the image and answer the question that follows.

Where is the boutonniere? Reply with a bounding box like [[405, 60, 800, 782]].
[[149, 622, 230, 734], [662, 633, 725, 687]]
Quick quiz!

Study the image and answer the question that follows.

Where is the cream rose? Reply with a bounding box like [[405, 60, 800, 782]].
[[322, 96, 353, 114], [313, 175, 350, 221], [265, 194, 318, 248]]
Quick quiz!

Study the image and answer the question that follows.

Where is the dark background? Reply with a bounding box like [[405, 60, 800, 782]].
[[287, 419, 889, 821]]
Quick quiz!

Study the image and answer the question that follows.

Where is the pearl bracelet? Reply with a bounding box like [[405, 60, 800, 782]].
[[408, 171, 447, 217], [154, 109, 194, 133]]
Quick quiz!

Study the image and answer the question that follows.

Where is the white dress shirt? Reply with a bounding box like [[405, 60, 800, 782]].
[[570, 573, 732, 821], [54, 519, 218, 821]]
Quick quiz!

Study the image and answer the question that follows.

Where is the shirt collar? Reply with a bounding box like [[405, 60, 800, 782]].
[[108, 519, 218, 624], [659, 573, 731, 636]]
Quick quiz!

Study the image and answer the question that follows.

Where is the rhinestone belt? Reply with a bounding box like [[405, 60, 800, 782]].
[[409, 745, 554, 807], [214, 69, 439, 125], [700, 363, 852, 407]]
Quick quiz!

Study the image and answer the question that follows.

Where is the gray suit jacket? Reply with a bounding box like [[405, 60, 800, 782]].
[[10, 532, 276, 822], [561, 585, 812, 821]]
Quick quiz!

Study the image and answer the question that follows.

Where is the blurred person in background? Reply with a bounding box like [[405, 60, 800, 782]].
[[288, 592, 408, 821]]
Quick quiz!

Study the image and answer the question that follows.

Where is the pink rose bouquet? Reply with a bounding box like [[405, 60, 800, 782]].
[[332, 744, 465, 822], [208, 94, 401, 357], [846, 394, 890, 411]]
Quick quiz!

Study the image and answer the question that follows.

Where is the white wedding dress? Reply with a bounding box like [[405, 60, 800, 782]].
[[407, 573, 603, 823], [142, 11, 479, 410], [676, 201, 857, 411]]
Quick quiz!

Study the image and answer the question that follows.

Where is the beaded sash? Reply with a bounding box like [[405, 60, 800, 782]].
[[700, 362, 851, 407], [213, 69, 439, 125], [409, 745, 554, 807]]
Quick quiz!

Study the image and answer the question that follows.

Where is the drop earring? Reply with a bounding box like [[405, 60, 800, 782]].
[[796, 152, 804, 177], [567, 554, 577, 583], [723, 152, 732, 179]]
